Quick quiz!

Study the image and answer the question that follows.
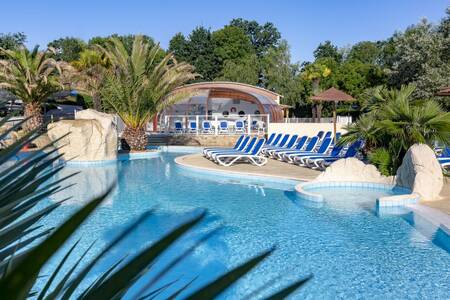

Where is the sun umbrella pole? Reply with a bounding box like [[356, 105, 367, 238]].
[[333, 101, 337, 143]]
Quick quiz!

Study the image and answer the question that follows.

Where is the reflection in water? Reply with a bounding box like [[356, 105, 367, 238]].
[[50, 162, 119, 206]]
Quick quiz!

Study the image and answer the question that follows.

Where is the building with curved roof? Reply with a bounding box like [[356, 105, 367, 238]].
[[162, 81, 284, 122]]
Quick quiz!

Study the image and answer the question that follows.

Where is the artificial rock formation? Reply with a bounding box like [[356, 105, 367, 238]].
[[396, 144, 443, 200], [47, 109, 118, 161], [315, 157, 393, 184]]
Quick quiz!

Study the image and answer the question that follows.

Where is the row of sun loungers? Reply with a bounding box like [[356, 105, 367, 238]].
[[202, 130, 361, 168], [436, 147, 450, 170], [203, 132, 448, 172], [261, 132, 362, 169]]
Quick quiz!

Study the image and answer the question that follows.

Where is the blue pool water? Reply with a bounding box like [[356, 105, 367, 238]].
[[39, 153, 450, 299]]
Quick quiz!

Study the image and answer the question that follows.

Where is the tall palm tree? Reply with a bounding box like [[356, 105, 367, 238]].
[[98, 36, 197, 151], [71, 49, 110, 111], [301, 61, 331, 121], [0, 46, 69, 131]]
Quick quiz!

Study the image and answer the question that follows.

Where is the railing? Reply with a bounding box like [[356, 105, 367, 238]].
[[159, 114, 270, 135], [283, 116, 352, 124]]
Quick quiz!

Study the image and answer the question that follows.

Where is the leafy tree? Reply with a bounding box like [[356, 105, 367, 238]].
[[169, 27, 219, 81], [218, 54, 259, 85], [313, 40, 342, 62], [99, 36, 197, 150], [168, 32, 190, 62], [229, 18, 281, 57], [0, 46, 71, 131], [48, 37, 87, 62], [186, 27, 219, 80], [262, 41, 304, 107], [386, 19, 450, 104], [0, 32, 26, 51], [212, 25, 254, 65], [347, 41, 382, 64], [335, 59, 386, 101]]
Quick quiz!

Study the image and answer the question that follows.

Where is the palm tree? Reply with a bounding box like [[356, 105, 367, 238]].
[[98, 36, 197, 151], [301, 61, 331, 121], [71, 49, 110, 111], [0, 46, 69, 131], [341, 84, 450, 174]]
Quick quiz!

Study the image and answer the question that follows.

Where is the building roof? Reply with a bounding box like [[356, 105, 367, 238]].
[[310, 87, 354, 102], [174, 81, 282, 103]]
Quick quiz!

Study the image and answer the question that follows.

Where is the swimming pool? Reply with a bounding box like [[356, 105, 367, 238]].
[[40, 153, 450, 299]]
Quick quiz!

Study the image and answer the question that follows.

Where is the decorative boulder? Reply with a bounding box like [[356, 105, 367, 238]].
[[396, 144, 443, 200], [315, 157, 393, 184], [47, 110, 118, 161]]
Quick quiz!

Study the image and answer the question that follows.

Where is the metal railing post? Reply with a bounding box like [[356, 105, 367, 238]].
[[247, 114, 251, 134], [266, 114, 270, 135], [214, 115, 218, 136], [196, 115, 199, 136]]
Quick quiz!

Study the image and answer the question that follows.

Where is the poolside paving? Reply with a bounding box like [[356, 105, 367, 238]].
[[423, 181, 450, 215], [175, 153, 321, 181]]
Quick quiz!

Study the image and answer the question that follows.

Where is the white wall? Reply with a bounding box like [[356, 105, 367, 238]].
[[268, 122, 347, 137]]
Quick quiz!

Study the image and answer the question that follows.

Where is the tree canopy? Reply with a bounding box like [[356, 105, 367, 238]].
[[229, 18, 281, 57], [2, 8, 449, 116], [48, 37, 87, 61], [0, 32, 26, 51]]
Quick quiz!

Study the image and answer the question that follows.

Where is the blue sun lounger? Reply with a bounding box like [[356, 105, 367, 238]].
[[264, 133, 282, 148], [215, 138, 267, 167], [265, 133, 276, 145], [261, 134, 290, 155], [282, 136, 320, 163], [266, 134, 299, 157], [295, 143, 343, 166], [273, 136, 309, 160], [289, 137, 333, 164], [322, 131, 332, 140], [308, 140, 363, 170], [203, 134, 245, 156], [211, 136, 258, 161], [205, 136, 250, 159]]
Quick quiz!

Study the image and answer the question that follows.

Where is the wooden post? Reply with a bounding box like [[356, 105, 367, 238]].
[[333, 101, 337, 143]]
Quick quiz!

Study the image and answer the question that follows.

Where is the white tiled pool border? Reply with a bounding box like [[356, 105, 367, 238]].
[[175, 156, 300, 189], [295, 181, 418, 206]]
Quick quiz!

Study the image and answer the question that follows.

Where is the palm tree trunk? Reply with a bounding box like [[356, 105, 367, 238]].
[[122, 126, 147, 151], [311, 79, 320, 122], [317, 102, 322, 121], [23, 102, 44, 132], [92, 93, 102, 111]]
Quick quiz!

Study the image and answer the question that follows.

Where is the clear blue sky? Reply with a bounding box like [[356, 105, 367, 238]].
[[1, 0, 448, 62]]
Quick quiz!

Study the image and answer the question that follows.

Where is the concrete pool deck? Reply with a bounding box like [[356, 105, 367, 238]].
[[175, 153, 450, 216], [175, 153, 321, 181], [423, 181, 450, 215]]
